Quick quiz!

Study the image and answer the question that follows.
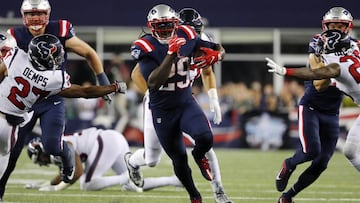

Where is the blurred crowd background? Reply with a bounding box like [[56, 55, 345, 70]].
[[1, 0, 359, 150]]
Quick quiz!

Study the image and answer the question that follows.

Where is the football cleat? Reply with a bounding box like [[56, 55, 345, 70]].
[[61, 165, 75, 183], [192, 151, 213, 181], [124, 152, 144, 187], [276, 159, 295, 192], [214, 185, 233, 203], [191, 197, 202, 203], [278, 194, 294, 203]]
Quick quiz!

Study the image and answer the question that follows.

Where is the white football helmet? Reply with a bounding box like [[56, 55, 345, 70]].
[[0, 32, 16, 58], [147, 4, 179, 44], [21, 0, 51, 31], [322, 7, 353, 34]]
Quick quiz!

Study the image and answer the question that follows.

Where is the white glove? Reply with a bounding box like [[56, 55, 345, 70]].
[[114, 81, 127, 94], [208, 88, 222, 125], [39, 181, 70, 191], [24, 182, 43, 189], [266, 57, 286, 76], [102, 93, 113, 103]]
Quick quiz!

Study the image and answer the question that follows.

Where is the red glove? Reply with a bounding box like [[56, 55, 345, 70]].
[[167, 37, 186, 55], [190, 47, 221, 69]]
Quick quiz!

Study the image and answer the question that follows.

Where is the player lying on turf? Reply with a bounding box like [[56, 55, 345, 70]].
[[25, 127, 182, 192]]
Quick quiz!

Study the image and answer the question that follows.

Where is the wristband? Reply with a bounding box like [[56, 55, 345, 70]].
[[96, 72, 110, 85], [285, 68, 295, 76], [207, 88, 218, 100], [112, 83, 119, 93]]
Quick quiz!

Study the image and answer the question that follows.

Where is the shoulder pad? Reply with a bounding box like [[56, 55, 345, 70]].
[[131, 36, 156, 60], [133, 38, 155, 53], [177, 25, 197, 40]]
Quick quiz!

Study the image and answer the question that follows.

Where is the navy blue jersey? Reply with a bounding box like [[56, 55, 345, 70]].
[[299, 34, 343, 114], [131, 25, 217, 109], [9, 20, 74, 71]]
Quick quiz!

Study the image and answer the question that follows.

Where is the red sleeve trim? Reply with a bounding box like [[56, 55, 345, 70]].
[[134, 38, 154, 53], [59, 20, 71, 37], [178, 25, 197, 40]]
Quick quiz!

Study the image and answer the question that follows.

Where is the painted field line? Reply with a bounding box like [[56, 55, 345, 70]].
[[5, 192, 360, 202]]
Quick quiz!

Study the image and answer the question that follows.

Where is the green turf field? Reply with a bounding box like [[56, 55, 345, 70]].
[[2, 148, 360, 203]]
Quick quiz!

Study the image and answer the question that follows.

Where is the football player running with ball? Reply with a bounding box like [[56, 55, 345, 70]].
[[130, 4, 225, 203], [127, 7, 232, 203], [266, 7, 359, 203]]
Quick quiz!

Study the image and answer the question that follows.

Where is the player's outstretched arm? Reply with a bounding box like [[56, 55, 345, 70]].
[[65, 36, 113, 103], [266, 57, 340, 80], [58, 82, 126, 98]]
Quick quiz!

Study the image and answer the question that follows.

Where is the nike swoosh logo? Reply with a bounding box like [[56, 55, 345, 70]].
[[54, 101, 61, 105]]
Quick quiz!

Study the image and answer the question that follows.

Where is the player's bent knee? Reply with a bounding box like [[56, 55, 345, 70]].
[[305, 149, 321, 161]]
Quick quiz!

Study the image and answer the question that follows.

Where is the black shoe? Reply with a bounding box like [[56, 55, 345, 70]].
[[60, 143, 75, 183], [61, 165, 75, 183], [191, 197, 202, 203], [278, 194, 294, 203], [276, 159, 295, 192]]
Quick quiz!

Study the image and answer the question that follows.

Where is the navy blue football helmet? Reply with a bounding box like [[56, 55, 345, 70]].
[[27, 137, 62, 166], [28, 34, 64, 71], [320, 29, 350, 54], [179, 8, 203, 34]]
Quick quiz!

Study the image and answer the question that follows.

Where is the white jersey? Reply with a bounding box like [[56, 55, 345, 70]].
[[61, 127, 134, 191], [323, 41, 360, 104], [63, 127, 129, 159], [0, 48, 71, 117]]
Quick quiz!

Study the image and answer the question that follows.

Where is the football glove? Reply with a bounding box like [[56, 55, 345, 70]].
[[38, 181, 70, 191], [167, 37, 186, 55], [314, 36, 324, 57], [25, 182, 43, 189], [208, 88, 222, 125], [113, 81, 127, 94], [102, 94, 113, 103], [191, 47, 221, 69], [266, 57, 287, 76]]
